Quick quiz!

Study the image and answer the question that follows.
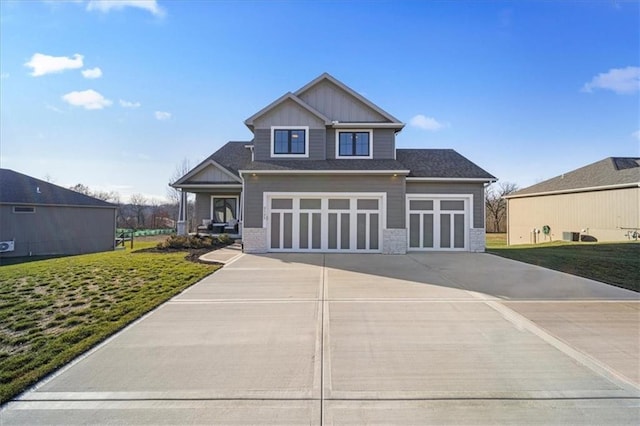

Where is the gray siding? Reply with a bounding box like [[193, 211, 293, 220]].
[[253, 99, 325, 128], [188, 163, 239, 183], [326, 128, 396, 160], [0, 205, 116, 258], [406, 182, 485, 228], [297, 80, 387, 122], [243, 175, 405, 229], [254, 128, 326, 161]]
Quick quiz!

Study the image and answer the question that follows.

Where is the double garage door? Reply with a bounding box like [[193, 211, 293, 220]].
[[267, 193, 383, 252]]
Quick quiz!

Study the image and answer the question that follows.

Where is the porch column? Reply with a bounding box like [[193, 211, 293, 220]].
[[177, 189, 188, 235]]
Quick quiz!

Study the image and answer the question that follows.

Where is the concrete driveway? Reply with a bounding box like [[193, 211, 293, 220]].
[[3, 252, 639, 424]]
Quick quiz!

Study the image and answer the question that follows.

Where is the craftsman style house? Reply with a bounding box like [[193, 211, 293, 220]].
[[172, 73, 495, 254]]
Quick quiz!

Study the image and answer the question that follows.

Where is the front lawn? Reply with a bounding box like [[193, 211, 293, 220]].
[[486, 236, 639, 292], [0, 242, 220, 404]]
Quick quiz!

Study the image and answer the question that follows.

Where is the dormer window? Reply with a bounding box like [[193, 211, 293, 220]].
[[336, 130, 373, 159], [271, 126, 309, 158]]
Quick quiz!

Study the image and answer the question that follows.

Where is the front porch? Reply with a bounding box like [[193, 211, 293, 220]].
[[175, 188, 244, 238]]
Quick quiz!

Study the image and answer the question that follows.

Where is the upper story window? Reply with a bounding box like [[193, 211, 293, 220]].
[[336, 130, 373, 159], [271, 126, 309, 158]]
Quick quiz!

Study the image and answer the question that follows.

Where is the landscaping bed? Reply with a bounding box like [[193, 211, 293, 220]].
[[0, 241, 221, 404]]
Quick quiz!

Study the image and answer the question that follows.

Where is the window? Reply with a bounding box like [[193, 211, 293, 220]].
[[211, 197, 237, 223], [336, 130, 372, 158], [13, 206, 35, 213], [271, 126, 309, 157]]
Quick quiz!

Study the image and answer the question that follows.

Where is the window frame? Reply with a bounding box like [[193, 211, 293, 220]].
[[270, 126, 309, 158], [210, 195, 239, 224], [335, 129, 373, 159]]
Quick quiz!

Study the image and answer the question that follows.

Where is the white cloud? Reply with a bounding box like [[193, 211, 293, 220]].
[[45, 104, 64, 113], [410, 114, 447, 131], [81, 67, 102, 79], [155, 111, 171, 120], [86, 0, 165, 17], [62, 89, 112, 110], [25, 53, 84, 77], [632, 130, 640, 141], [582, 66, 640, 94], [120, 99, 141, 108]]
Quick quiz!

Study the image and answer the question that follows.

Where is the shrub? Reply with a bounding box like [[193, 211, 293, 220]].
[[217, 234, 233, 245], [157, 235, 215, 250]]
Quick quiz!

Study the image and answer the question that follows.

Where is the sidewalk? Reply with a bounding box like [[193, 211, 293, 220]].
[[198, 242, 243, 264]]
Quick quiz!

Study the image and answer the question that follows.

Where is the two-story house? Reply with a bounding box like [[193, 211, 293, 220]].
[[171, 73, 496, 254]]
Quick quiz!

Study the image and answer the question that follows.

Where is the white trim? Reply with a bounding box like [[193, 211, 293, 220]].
[[406, 194, 473, 251], [270, 126, 310, 158], [263, 192, 386, 253], [504, 182, 640, 199], [173, 159, 242, 185], [240, 170, 409, 175], [173, 184, 243, 190], [335, 129, 373, 159], [332, 122, 403, 129], [209, 195, 240, 224], [406, 177, 496, 183]]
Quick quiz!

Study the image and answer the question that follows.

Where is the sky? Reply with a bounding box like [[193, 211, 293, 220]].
[[1, 0, 638, 203]]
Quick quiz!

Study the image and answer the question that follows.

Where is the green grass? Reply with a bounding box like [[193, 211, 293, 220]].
[[486, 234, 639, 292], [0, 242, 220, 404]]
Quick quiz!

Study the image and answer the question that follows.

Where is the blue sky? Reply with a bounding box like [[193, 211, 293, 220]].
[[1, 0, 638, 202]]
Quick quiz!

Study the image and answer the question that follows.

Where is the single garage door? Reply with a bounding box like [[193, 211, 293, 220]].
[[407, 196, 470, 251], [267, 194, 383, 252]]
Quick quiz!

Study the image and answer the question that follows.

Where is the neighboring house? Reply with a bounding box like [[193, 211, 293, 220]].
[[0, 169, 117, 258], [505, 157, 640, 245], [172, 73, 495, 254]]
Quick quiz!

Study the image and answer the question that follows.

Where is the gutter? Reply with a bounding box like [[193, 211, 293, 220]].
[[505, 182, 640, 199]]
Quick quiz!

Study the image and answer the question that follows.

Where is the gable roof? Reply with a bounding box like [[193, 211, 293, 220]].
[[172, 142, 253, 187], [397, 149, 496, 180], [0, 169, 116, 208], [507, 157, 640, 198], [244, 92, 331, 129], [295, 73, 403, 124]]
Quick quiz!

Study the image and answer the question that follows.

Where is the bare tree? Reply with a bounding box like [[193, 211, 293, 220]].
[[485, 182, 519, 233], [167, 158, 192, 205], [129, 193, 148, 229]]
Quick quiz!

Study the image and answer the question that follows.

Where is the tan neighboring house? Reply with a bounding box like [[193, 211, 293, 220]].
[[505, 157, 640, 245]]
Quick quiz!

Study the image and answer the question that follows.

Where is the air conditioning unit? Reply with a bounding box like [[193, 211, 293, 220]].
[[0, 240, 15, 253]]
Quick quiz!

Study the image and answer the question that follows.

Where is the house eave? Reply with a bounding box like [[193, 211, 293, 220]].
[[240, 169, 410, 176], [171, 184, 243, 190], [505, 182, 640, 199], [0, 201, 117, 209], [406, 177, 497, 183], [332, 122, 405, 130]]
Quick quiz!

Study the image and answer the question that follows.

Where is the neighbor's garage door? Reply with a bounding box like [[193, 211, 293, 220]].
[[267, 194, 383, 252], [407, 197, 469, 250]]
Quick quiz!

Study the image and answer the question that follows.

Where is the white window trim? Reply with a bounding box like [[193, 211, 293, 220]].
[[335, 129, 373, 159], [270, 126, 309, 158], [405, 194, 473, 252]]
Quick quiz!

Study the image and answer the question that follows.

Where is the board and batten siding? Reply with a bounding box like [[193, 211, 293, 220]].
[[405, 182, 485, 228], [507, 187, 640, 245], [243, 174, 405, 229], [297, 79, 388, 122], [326, 128, 396, 160], [252, 99, 326, 129], [0, 205, 116, 258], [253, 128, 326, 161], [189, 164, 238, 183]]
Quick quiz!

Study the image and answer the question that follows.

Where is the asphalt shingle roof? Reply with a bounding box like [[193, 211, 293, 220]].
[[202, 143, 494, 179], [0, 169, 116, 208], [396, 149, 496, 179], [509, 157, 640, 197]]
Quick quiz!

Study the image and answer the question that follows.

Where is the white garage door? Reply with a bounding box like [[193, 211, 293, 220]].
[[407, 196, 470, 251], [266, 193, 384, 252]]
